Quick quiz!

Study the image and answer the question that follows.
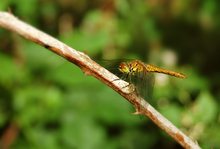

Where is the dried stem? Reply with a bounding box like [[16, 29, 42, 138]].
[[0, 12, 200, 149]]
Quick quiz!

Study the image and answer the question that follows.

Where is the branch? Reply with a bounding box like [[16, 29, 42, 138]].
[[0, 12, 200, 149]]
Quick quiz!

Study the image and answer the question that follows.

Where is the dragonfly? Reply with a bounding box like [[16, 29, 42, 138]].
[[116, 60, 186, 99], [118, 60, 186, 79]]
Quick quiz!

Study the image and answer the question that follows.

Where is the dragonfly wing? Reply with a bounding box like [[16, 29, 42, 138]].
[[144, 71, 155, 100], [133, 71, 155, 101], [97, 60, 122, 76]]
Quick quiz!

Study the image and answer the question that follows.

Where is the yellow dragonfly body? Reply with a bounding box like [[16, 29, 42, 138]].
[[118, 60, 186, 79], [117, 60, 186, 99]]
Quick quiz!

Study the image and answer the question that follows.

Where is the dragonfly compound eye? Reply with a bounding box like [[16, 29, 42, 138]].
[[118, 62, 130, 74]]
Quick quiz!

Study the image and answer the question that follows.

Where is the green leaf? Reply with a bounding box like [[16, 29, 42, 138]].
[[0, 53, 25, 85], [192, 91, 217, 124]]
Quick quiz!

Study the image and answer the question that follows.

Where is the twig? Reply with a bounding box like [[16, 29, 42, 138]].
[[0, 11, 201, 149], [0, 122, 19, 149]]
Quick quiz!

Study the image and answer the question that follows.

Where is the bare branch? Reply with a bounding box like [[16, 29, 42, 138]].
[[0, 12, 200, 149]]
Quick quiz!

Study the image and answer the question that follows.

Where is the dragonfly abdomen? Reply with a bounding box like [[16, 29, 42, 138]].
[[145, 64, 186, 78]]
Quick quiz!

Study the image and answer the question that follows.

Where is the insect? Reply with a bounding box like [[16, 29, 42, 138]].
[[117, 60, 186, 99], [118, 60, 186, 79]]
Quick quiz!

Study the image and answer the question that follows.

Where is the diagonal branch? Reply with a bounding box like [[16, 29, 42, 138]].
[[0, 12, 200, 149]]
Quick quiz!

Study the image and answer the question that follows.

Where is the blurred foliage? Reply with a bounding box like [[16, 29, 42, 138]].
[[0, 0, 220, 149]]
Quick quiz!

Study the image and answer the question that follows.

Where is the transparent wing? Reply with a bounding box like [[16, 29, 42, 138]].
[[96, 59, 126, 76], [132, 71, 155, 101]]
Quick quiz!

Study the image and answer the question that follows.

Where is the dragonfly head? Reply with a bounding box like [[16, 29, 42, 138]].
[[118, 62, 130, 74]]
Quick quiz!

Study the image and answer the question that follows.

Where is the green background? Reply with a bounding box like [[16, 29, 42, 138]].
[[0, 0, 220, 149]]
